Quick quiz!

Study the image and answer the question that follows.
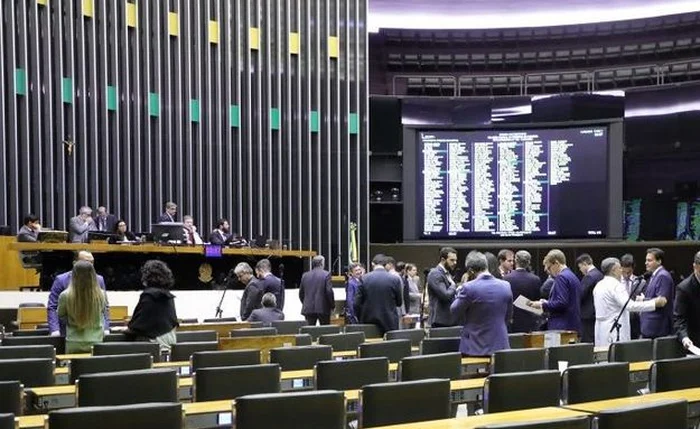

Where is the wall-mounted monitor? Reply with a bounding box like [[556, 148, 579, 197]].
[[403, 122, 623, 240]]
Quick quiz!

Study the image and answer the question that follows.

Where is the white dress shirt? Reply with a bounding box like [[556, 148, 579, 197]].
[[593, 276, 656, 347]]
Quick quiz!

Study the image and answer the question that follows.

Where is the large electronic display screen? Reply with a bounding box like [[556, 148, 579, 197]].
[[419, 126, 609, 238]]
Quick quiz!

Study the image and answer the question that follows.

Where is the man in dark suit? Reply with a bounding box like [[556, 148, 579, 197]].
[[354, 254, 403, 335], [299, 255, 335, 325], [576, 253, 604, 343], [427, 247, 458, 328], [256, 259, 284, 311], [209, 218, 232, 245], [504, 250, 542, 333], [621, 253, 647, 339], [95, 206, 117, 233], [237, 262, 264, 321], [674, 251, 700, 350], [640, 247, 675, 339], [529, 249, 582, 333], [157, 202, 178, 223], [451, 251, 513, 356], [247, 293, 285, 323]]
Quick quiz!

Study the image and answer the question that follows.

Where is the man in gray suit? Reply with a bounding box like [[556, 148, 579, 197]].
[[17, 214, 41, 242], [247, 293, 285, 323], [299, 255, 335, 325], [354, 254, 403, 335], [427, 247, 458, 328], [68, 206, 96, 243]]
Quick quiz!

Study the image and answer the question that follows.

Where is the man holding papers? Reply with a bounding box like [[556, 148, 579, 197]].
[[528, 249, 581, 334], [593, 257, 666, 347]]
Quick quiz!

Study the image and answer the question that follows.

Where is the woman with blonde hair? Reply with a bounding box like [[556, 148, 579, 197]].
[[57, 260, 108, 353]]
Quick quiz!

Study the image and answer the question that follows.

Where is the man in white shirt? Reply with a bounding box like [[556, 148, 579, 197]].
[[593, 257, 666, 347], [620, 253, 647, 339]]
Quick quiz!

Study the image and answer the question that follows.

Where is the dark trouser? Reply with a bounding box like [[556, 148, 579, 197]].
[[581, 319, 595, 343], [305, 314, 330, 326], [629, 312, 641, 339]]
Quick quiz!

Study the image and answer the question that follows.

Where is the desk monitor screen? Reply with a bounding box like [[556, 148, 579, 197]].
[[151, 223, 185, 243], [88, 231, 115, 242], [204, 244, 223, 258]]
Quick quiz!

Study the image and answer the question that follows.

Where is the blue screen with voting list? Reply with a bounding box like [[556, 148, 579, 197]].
[[419, 126, 609, 239]]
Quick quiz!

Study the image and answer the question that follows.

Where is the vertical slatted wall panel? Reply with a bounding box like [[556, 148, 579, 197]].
[[0, 0, 368, 272]]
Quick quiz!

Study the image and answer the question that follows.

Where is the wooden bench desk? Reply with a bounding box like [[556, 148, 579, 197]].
[[563, 386, 700, 417]]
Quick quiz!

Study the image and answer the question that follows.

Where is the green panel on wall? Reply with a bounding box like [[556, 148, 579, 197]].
[[106, 86, 118, 111], [310, 110, 319, 133], [14, 69, 26, 95], [270, 108, 280, 130], [190, 99, 201, 122], [62, 77, 73, 103], [230, 105, 240, 127], [148, 92, 160, 117], [349, 113, 359, 134]]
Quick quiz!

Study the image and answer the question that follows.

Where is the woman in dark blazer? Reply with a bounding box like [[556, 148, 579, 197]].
[[109, 219, 136, 243]]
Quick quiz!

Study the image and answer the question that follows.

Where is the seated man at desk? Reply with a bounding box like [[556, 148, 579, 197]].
[[48, 251, 109, 337], [209, 218, 232, 245], [17, 214, 41, 242], [247, 293, 285, 323], [182, 215, 204, 245]]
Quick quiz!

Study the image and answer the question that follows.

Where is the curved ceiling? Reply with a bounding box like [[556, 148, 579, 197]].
[[368, 1, 700, 31]]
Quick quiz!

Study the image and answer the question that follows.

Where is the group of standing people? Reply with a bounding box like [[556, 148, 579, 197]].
[[49, 251, 179, 353]]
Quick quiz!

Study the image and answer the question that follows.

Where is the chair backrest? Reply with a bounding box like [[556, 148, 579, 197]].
[[400, 352, 462, 381], [229, 327, 278, 338], [191, 349, 261, 372], [170, 341, 219, 362], [102, 333, 129, 342], [473, 416, 591, 429], [194, 364, 281, 401], [0, 358, 54, 387], [359, 339, 412, 363], [1, 335, 65, 354], [595, 399, 687, 429], [546, 343, 594, 370], [428, 326, 462, 338], [70, 353, 153, 384], [269, 345, 333, 371], [420, 337, 460, 355], [77, 368, 178, 406], [650, 356, 700, 392], [295, 334, 313, 346], [652, 336, 686, 360], [318, 332, 365, 351], [507, 333, 528, 349], [484, 370, 561, 413], [13, 329, 50, 337], [0, 413, 13, 429], [48, 402, 183, 429], [491, 348, 546, 374], [562, 362, 629, 404], [299, 325, 342, 341], [15, 307, 46, 330], [608, 339, 652, 363], [315, 357, 389, 390], [0, 381, 22, 415], [361, 379, 451, 428], [344, 324, 382, 339], [385, 329, 425, 347], [270, 320, 308, 335], [175, 330, 218, 343], [0, 344, 55, 360], [235, 390, 345, 429], [93, 342, 161, 363]]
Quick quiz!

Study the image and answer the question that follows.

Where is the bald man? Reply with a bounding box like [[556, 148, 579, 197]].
[[47, 251, 109, 336]]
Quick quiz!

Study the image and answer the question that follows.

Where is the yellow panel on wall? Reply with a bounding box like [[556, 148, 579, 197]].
[[168, 12, 179, 36], [249, 27, 260, 50], [328, 36, 339, 58], [82, 0, 94, 17], [289, 32, 300, 55], [209, 21, 220, 44], [126, 2, 137, 28]]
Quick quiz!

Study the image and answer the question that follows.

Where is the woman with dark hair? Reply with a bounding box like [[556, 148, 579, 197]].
[[57, 261, 108, 352], [109, 219, 136, 243], [125, 260, 179, 351]]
